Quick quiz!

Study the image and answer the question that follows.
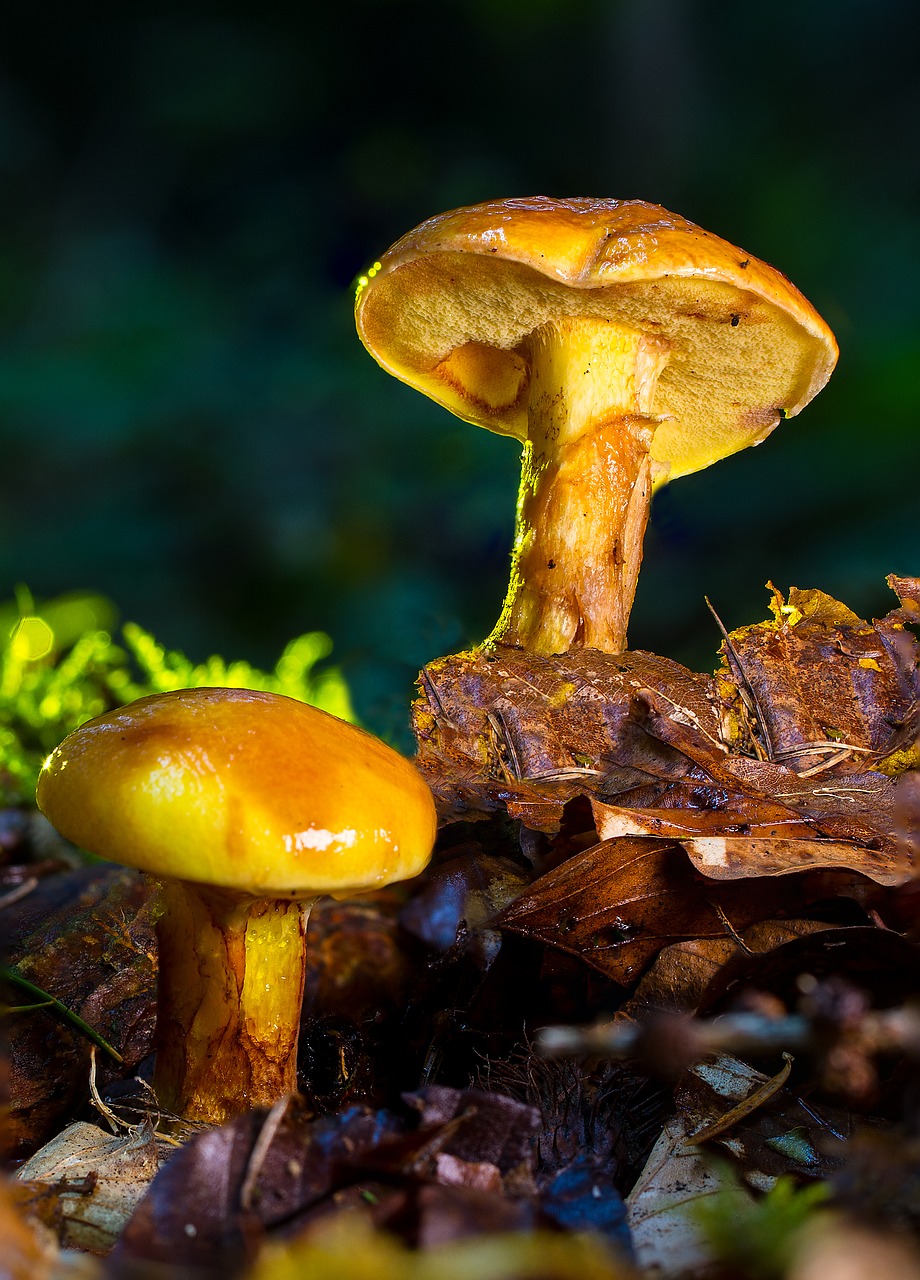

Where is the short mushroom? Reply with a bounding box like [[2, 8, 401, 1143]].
[[36, 687, 437, 1124], [356, 197, 838, 655]]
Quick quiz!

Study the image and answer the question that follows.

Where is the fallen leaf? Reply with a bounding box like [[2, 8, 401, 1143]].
[[717, 583, 920, 773], [117, 1089, 547, 1269], [624, 920, 833, 1016], [626, 1054, 854, 1279], [403, 1086, 540, 1179], [413, 646, 728, 825], [0, 1174, 62, 1280], [411, 584, 915, 870], [2, 867, 156, 1159], [116, 1104, 402, 1270], [592, 754, 905, 886], [495, 837, 877, 985], [17, 1120, 159, 1254], [698, 925, 920, 1016], [626, 1067, 756, 1278], [681, 835, 903, 886], [681, 1060, 855, 1185]]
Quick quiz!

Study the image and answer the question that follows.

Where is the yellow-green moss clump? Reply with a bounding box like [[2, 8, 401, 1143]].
[[0, 588, 354, 805]]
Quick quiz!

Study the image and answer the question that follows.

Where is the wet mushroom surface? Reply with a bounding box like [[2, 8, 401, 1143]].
[[356, 197, 838, 655], [34, 686, 437, 1124], [5, 200, 920, 1280]]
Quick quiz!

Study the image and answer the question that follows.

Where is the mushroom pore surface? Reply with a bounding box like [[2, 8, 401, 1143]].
[[356, 197, 838, 654]]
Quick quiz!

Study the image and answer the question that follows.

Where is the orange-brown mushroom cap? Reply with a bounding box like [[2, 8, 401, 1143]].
[[355, 196, 838, 481], [36, 688, 437, 897]]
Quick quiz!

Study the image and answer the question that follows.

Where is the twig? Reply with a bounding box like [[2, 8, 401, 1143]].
[[538, 1012, 811, 1060], [89, 1045, 129, 1133], [685, 1053, 794, 1146], [711, 902, 754, 955], [487, 706, 523, 781], [523, 767, 607, 783], [794, 750, 864, 779], [775, 740, 872, 758], [0, 877, 39, 911], [239, 1095, 292, 1211], [418, 669, 457, 730], [705, 596, 774, 761], [537, 1005, 920, 1063]]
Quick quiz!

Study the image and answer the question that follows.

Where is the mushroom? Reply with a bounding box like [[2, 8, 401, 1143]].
[[355, 197, 838, 655], [35, 687, 437, 1124]]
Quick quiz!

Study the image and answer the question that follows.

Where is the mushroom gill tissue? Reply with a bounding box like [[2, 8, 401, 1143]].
[[355, 197, 838, 656]]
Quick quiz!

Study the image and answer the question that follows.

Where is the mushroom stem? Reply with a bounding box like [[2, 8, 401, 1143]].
[[490, 318, 669, 655], [152, 879, 311, 1124]]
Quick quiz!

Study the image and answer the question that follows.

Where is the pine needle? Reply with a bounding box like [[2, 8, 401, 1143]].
[[2, 964, 124, 1063]]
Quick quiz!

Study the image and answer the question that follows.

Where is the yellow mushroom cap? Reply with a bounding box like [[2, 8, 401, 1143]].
[[355, 196, 838, 481], [36, 688, 437, 897]]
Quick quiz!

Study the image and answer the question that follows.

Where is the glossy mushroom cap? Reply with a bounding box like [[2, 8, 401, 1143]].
[[355, 196, 838, 482], [36, 688, 437, 897]]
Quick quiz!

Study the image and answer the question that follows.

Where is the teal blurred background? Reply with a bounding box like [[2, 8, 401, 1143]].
[[2, 1, 918, 744]]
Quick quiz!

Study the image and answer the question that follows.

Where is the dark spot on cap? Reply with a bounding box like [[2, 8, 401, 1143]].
[[730, 314, 741, 327], [739, 259, 749, 268]]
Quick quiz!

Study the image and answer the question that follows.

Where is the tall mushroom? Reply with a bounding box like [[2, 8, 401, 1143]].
[[356, 197, 838, 655], [36, 688, 437, 1124]]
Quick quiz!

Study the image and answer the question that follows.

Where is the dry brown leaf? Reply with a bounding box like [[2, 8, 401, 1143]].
[[626, 1058, 768, 1278], [17, 1120, 159, 1254], [593, 795, 903, 885], [116, 1089, 552, 1269], [698, 924, 920, 1017], [591, 755, 905, 885], [2, 867, 157, 1160], [679, 835, 904, 885], [0, 1174, 60, 1280], [412, 583, 916, 876], [717, 583, 920, 771], [413, 646, 728, 824], [624, 920, 833, 1016], [628, 1052, 862, 1278], [494, 837, 868, 985], [592, 799, 818, 844]]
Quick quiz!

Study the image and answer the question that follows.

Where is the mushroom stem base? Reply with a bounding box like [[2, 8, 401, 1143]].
[[152, 880, 310, 1124], [493, 414, 656, 655], [489, 317, 665, 655]]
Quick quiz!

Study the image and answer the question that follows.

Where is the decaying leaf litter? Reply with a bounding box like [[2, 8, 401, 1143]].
[[3, 195, 919, 1277], [3, 577, 920, 1279]]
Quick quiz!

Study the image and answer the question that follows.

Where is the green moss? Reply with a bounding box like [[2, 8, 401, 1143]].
[[694, 1169, 831, 1280], [0, 588, 355, 806]]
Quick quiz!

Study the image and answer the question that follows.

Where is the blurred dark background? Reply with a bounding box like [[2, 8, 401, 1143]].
[[2, 0, 917, 744]]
